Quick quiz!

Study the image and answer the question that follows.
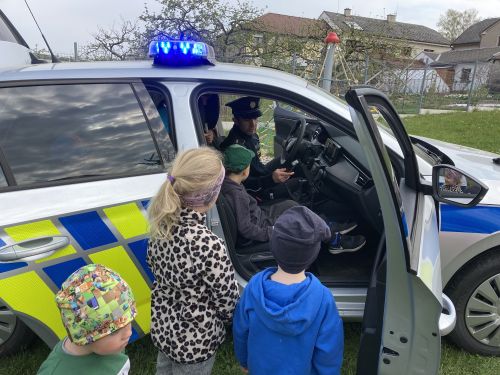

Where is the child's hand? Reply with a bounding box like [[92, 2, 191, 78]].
[[240, 367, 248, 373]]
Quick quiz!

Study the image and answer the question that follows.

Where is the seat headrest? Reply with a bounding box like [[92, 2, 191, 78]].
[[199, 94, 220, 130]]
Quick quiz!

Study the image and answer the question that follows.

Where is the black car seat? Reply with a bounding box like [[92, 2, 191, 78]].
[[198, 94, 225, 148], [216, 194, 273, 276]]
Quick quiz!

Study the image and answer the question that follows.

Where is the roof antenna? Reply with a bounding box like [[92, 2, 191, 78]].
[[24, 0, 59, 63]]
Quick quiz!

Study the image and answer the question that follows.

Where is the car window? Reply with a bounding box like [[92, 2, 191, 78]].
[[0, 13, 19, 43], [0, 166, 7, 187], [0, 83, 166, 186]]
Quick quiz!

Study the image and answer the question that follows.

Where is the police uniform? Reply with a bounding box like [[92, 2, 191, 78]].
[[220, 97, 278, 193]]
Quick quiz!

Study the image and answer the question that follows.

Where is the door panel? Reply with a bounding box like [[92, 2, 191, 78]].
[[0, 194, 157, 346], [346, 88, 442, 374], [0, 80, 175, 348]]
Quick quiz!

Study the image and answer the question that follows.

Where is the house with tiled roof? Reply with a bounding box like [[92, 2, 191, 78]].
[[416, 18, 500, 93], [319, 8, 450, 57], [452, 18, 500, 50], [242, 13, 331, 74]]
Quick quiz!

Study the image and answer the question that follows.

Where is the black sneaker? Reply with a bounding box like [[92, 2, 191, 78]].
[[329, 233, 366, 255], [328, 220, 358, 235]]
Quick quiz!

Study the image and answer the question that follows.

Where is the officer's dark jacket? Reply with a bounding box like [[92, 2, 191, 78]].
[[220, 124, 274, 191]]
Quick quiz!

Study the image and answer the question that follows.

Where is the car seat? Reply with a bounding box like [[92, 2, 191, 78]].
[[216, 194, 271, 255], [199, 94, 226, 147]]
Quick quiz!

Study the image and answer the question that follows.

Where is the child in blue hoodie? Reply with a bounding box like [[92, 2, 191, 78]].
[[233, 205, 344, 374]]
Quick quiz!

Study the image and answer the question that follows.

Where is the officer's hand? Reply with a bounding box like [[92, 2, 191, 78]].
[[272, 168, 294, 183], [204, 129, 215, 144]]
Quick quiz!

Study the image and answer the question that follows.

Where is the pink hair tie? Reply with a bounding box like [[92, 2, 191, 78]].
[[167, 175, 175, 184]]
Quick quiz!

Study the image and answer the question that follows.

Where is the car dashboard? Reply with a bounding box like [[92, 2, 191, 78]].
[[300, 122, 383, 232]]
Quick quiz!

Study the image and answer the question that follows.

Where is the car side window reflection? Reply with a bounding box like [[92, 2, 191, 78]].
[[0, 83, 166, 186], [0, 166, 7, 187]]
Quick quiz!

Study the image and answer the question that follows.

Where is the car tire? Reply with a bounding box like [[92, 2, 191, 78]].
[[0, 301, 36, 357], [446, 250, 500, 356]]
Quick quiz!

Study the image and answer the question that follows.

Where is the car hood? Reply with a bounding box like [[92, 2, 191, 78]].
[[416, 136, 500, 181], [415, 136, 500, 205]]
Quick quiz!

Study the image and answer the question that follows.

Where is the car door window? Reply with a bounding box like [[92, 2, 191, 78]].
[[0, 166, 7, 187], [0, 83, 167, 186]]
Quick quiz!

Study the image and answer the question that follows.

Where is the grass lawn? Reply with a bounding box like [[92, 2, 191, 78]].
[[402, 110, 500, 155], [1, 111, 499, 374]]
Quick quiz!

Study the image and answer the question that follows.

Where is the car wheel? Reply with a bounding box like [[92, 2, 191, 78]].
[[0, 300, 35, 357], [446, 251, 500, 356]]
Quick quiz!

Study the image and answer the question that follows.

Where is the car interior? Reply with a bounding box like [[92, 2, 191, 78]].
[[189, 90, 392, 288]]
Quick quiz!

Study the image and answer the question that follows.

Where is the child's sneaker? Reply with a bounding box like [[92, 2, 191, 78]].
[[329, 233, 366, 254], [328, 220, 358, 235]]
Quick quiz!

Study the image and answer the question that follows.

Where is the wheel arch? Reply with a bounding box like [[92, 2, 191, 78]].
[[1, 296, 58, 350], [443, 234, 500, 289]]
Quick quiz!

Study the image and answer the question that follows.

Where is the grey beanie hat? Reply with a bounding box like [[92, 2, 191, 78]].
[[271, 206, 331, 274]]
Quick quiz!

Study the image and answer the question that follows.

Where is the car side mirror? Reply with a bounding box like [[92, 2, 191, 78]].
[[432, 164, 488, 207]]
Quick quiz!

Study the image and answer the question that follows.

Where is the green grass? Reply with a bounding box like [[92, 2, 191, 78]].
[[3, 323, 500, 375], [403, 110, 500, 155], [1, 111, 500, 374]]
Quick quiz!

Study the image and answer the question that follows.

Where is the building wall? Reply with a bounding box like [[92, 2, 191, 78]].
[[453, 43, 480, 51], [480, 21, 500, 48], [452, 62, 491, 91], [406, 42, 450, 55]]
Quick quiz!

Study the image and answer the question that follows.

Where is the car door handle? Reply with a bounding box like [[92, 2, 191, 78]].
[[0, 236, 70, 262]]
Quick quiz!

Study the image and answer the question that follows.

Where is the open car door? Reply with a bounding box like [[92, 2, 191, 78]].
[[345, 87, 444, 374]]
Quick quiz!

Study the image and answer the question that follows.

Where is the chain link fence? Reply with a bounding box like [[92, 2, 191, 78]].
[[46, 43, 500, 115], [259, 50, 500, 115]]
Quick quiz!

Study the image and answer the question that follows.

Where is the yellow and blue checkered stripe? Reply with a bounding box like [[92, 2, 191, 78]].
[[0, 199, 153, 343]]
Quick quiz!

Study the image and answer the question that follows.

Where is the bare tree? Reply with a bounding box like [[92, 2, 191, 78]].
[[138, 0, 263, 62], [81, 19, 142, 61], [437, 9, 481, 42]]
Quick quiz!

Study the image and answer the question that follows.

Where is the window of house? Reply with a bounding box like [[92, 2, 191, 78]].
[[497, 36, 500, 47], [0, 83, 167, 186], [253, 34, 264, 45], [460, 68, 471, 83]]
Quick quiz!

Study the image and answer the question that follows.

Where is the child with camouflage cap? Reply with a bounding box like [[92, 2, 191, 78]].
[[37, 264, 137, 375]]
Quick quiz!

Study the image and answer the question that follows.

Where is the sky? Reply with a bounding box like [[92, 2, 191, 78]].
[[1, 0, 499, 55]]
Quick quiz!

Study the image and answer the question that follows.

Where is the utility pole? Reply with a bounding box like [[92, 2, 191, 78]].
[[418, 64, 429, 114], [466, 60, 478, 112], [321, 32, 341, 92], [74, 42, 78, 62]]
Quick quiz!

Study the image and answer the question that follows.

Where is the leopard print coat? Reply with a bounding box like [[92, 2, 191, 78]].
[[147, 208, 239, 364]]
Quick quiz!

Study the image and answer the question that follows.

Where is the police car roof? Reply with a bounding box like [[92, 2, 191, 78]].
[[0, 60, 309, 88]]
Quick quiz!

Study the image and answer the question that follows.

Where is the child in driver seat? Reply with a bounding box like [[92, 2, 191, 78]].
[[232, 206, 344, 374], [221, 144, 366, 252]]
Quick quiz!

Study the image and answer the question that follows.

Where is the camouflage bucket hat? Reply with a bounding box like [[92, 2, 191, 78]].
[[55, 264, 137, 346]]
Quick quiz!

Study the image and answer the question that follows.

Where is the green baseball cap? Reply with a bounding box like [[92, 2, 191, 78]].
[[55, 264, 137, 346], [224, 144, 255, 172]]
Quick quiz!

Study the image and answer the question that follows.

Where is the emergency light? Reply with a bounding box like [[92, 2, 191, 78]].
[[149, 39, 216, 66]]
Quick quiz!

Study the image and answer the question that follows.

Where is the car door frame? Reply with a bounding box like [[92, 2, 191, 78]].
[[346, 87, 442, 374]]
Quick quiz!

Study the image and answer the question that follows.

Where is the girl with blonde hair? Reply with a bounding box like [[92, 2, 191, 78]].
[[147, 147, 239, 375]]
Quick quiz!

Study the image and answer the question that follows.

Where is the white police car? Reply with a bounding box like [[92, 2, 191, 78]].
[[0, 12, 497, 373]]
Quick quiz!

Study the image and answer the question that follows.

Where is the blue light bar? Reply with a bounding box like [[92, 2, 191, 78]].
[[148, 39, 215, 66]]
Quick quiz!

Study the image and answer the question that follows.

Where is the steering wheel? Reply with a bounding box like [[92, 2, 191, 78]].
[[280, 118, 307, 166]]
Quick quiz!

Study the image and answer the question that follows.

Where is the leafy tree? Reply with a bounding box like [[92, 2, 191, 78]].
[[437, 9, 481, 42]]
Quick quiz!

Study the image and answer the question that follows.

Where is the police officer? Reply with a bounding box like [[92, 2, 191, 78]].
[[220, 96, 294, 199]]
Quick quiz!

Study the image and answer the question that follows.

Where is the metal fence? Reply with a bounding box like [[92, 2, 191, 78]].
[[46, 44, 500, 115], [275, 51, 500, 114]]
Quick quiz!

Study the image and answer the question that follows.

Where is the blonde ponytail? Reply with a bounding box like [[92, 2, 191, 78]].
[[148, 147, 223, 239]]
